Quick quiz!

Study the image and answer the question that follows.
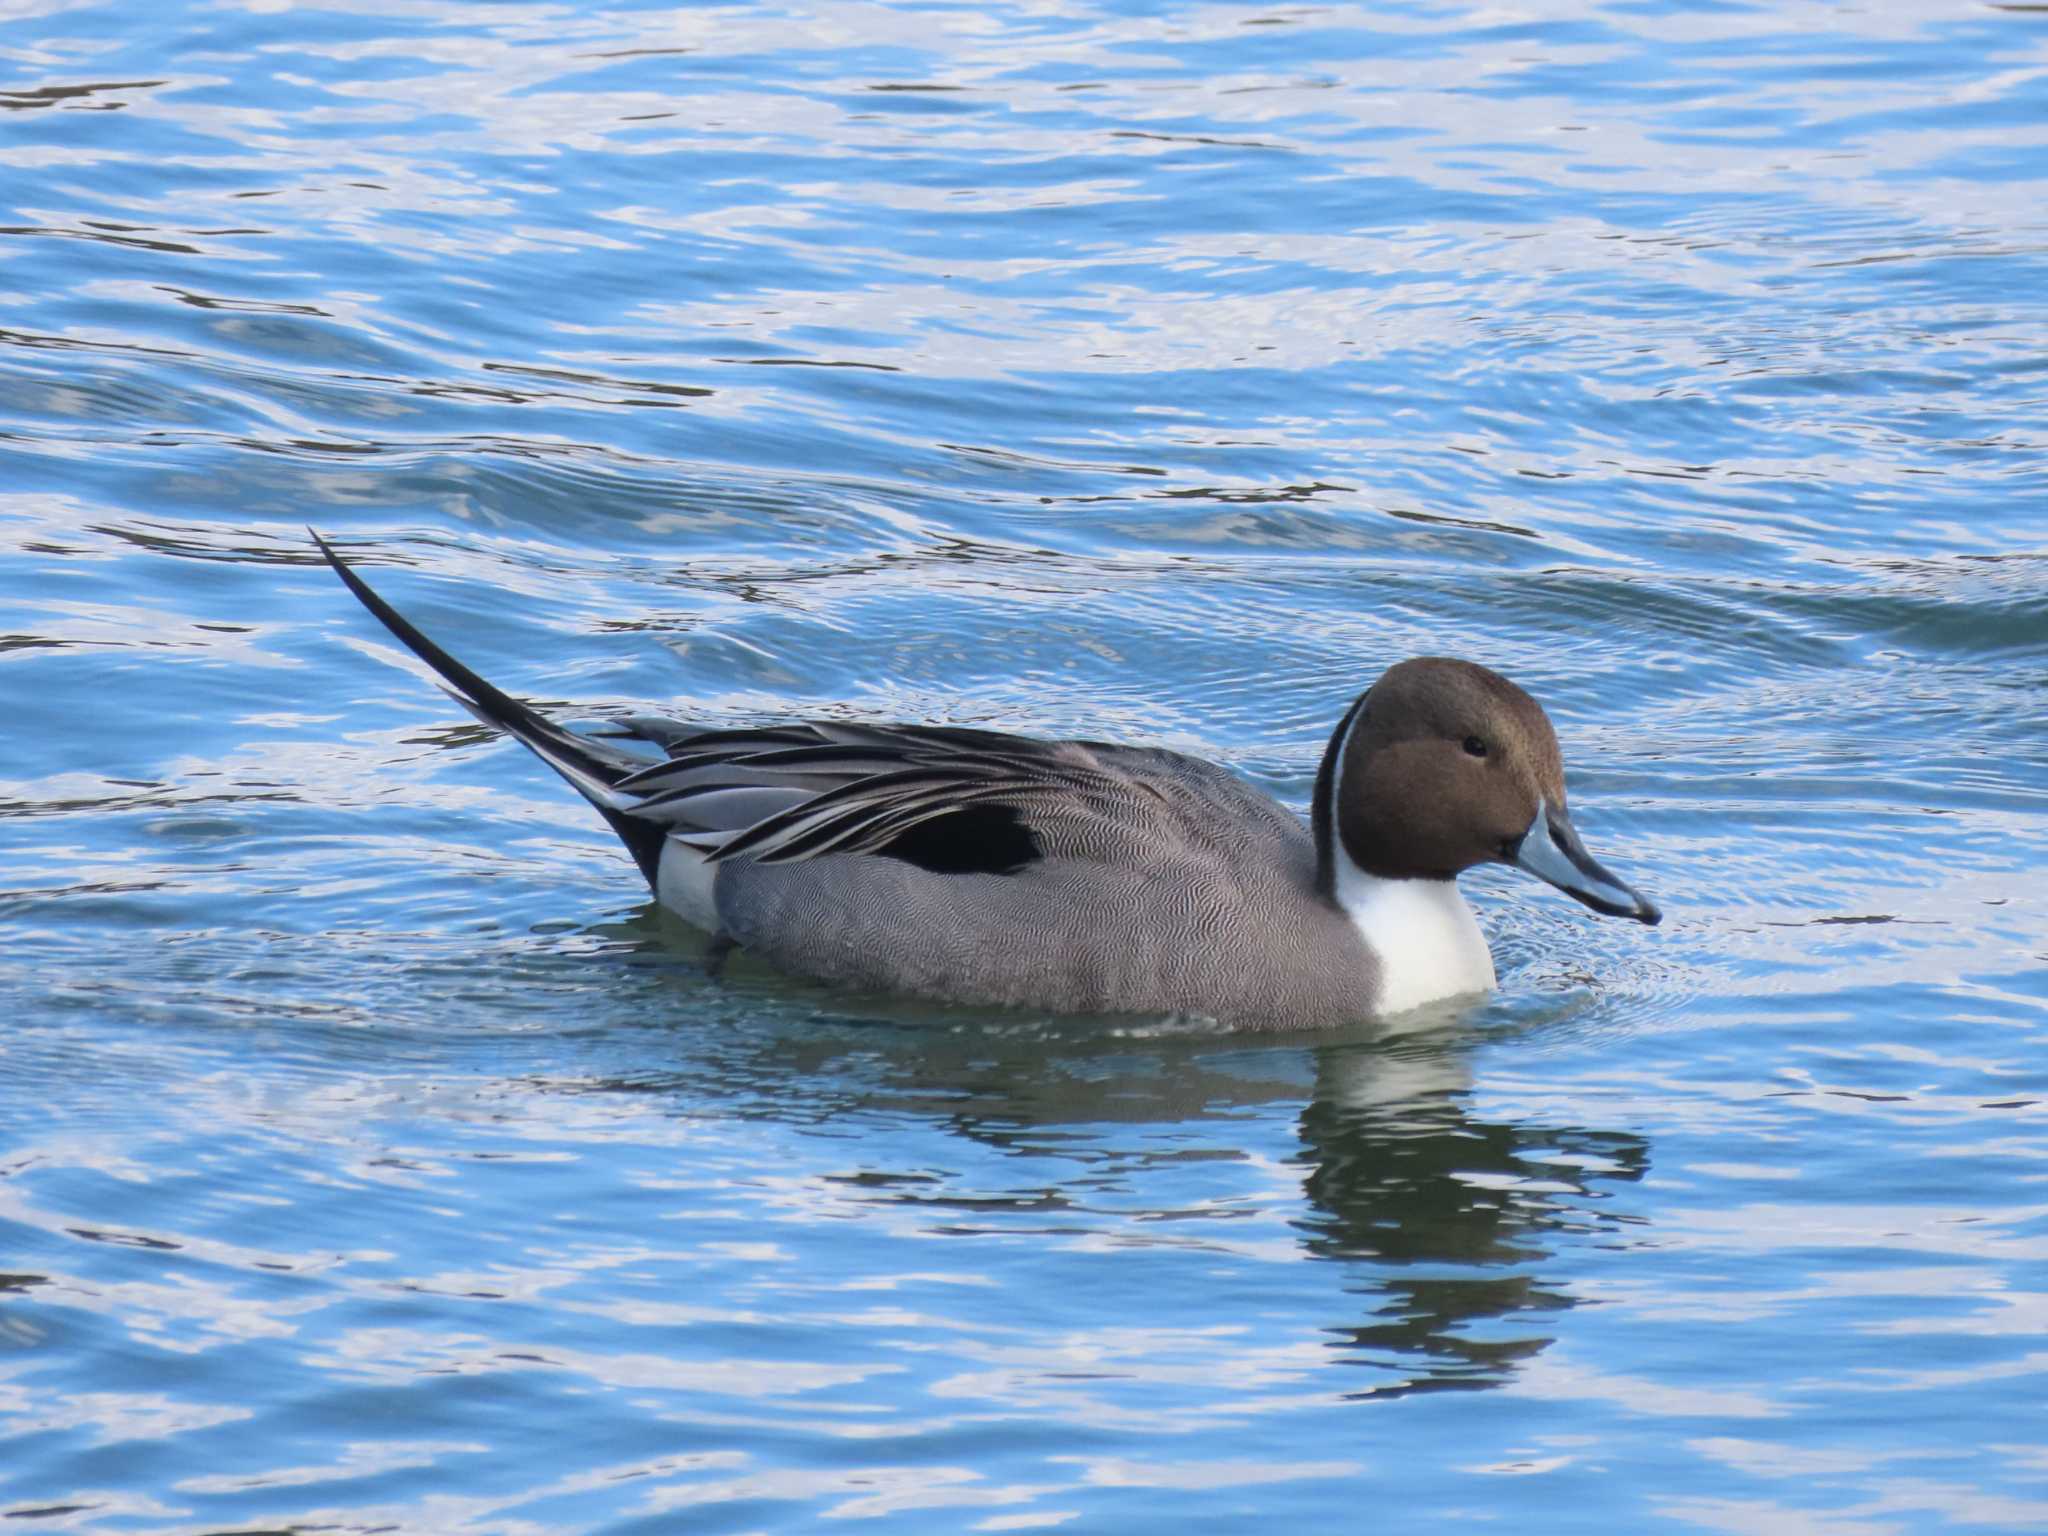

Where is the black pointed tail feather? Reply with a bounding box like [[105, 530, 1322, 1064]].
[[312, 529, 669, 890]]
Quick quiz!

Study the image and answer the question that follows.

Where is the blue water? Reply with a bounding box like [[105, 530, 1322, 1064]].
[[4, 0, 2047, 1529]]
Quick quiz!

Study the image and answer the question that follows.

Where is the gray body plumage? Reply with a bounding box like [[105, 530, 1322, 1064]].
[[630, 725, 1376, 1025]]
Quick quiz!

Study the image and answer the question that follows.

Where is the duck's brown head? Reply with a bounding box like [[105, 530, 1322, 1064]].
[[1314, 656, 1659, 924]]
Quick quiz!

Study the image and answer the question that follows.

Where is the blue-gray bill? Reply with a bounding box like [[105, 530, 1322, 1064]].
[[1509, 802, 1662, 925]]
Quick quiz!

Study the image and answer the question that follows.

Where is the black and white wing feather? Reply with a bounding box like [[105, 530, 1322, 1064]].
[[607, 720, 1139, 872], [317, 532, 1147, 885]]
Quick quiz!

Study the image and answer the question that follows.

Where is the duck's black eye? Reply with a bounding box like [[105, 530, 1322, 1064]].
[[1462, 736, 1488, 758]]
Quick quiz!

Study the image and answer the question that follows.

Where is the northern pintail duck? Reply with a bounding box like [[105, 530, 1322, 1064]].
[[318, 535, 1658, 1028]]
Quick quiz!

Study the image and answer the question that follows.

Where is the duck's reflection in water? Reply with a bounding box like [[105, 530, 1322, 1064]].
[[1297, 1044, 1647, 1396], [560, 915, 1650, 1400]]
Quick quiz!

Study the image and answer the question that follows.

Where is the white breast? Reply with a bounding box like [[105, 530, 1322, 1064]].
[[1333, 856, 1497, 1017]]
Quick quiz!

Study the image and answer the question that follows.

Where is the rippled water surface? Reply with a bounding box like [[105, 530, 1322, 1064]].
[[4, 0, 2047, 1529]]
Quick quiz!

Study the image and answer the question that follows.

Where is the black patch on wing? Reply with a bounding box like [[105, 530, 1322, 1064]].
[[878, 804, 1040, 876]]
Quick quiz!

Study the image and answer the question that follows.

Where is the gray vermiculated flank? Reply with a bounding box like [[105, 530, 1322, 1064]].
[[708, 739, 1378, 1027]]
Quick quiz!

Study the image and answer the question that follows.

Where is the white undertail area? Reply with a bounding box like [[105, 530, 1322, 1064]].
[[656, 837, 721, 933], [1333, 856, 1497, 1017]]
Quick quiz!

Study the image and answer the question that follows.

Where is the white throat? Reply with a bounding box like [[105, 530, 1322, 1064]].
[[1326, 697, 1495, 1017], [1333, 855, 1497, 1017]]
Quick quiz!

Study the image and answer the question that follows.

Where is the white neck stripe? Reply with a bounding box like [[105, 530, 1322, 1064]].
[[1328, 701, 1496, 1015], [1326, 691, 1369, 875]]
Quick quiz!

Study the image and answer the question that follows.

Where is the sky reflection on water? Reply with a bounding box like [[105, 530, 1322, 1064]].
[[3, 0, 2047, 1530]]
